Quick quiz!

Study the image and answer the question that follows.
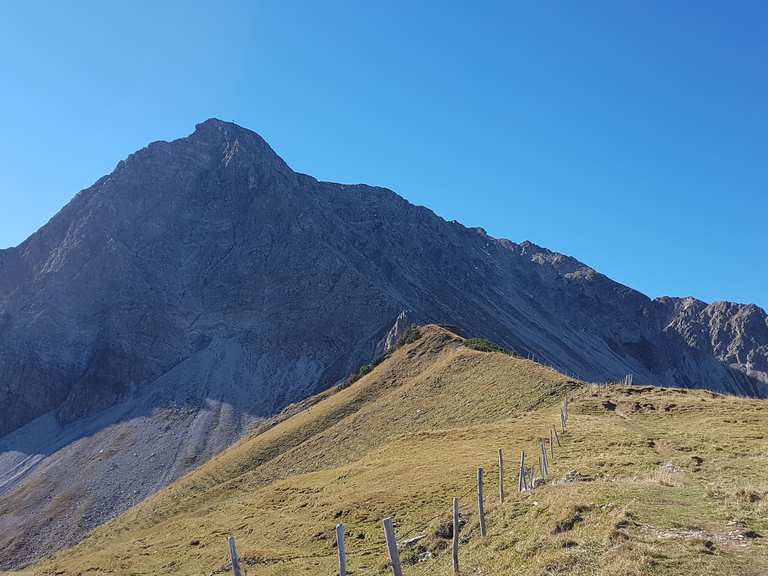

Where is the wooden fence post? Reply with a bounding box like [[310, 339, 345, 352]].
[[383, 517, 403, 576], [561, 407, 566, 433], [477, 468, 487, 537], [538, 441, 543, 479], [528, 466, 535, 490], [518, 450, 525, 492], [227, 535, 242, 576], [336, 523, 346, 576], [550, 429, 555, 460], [538, 440, 546, 479], [498, 448, 505, 503], [553, 425, 561, 447], [452, 497, 460, 575]]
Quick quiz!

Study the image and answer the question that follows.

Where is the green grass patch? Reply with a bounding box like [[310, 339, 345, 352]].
[[464, 337, 506, 353]]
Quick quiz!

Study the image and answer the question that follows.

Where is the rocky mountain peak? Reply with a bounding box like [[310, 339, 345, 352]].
[[190, 118, 278, 161], [132, 117, 294, 176], [1, 119, 766, 570]]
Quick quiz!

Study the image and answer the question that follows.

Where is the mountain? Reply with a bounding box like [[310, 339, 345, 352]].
[[1, 119, 766, 569], [21, 326, 768, 575]]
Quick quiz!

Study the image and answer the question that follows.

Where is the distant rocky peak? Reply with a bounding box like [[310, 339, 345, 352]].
[[510, 239, 592, 279], [658, 295, 768, 379]]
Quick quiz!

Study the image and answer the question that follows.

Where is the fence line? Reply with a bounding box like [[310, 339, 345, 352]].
[[224, 391, 575, 575]]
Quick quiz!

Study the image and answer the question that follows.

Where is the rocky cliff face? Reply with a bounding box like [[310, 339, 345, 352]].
[[658, 297, 768, 383], [1, 119, 766, 568]]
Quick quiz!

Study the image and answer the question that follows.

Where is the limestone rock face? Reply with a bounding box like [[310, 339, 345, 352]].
[[381, 310, 412, 354], [658, 297, 768, 382], [0, 119, 766, 568]]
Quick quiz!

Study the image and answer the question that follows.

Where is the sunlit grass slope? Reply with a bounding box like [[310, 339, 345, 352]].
[[17, 326, 768, 575]]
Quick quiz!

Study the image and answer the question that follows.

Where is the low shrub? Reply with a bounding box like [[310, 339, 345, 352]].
[[396, 326, 421, 348], [338, 363, 374, 390], [463, 338, 506, 353]]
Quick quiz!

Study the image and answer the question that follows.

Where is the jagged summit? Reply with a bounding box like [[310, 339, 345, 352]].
[[194, 116, 236, 131], [189, 117, 281, 159], [127, 117, 294, 176]]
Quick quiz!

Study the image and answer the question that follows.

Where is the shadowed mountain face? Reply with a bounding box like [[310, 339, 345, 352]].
[[0, 119, 766, 568]]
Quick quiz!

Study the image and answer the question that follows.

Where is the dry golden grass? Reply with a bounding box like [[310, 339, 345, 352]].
[[8, 325, 768, 575]]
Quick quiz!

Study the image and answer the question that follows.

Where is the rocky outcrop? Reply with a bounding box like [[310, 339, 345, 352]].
[[658, 297, 768, 384], [0, 119, 766, 569], [380, 310, 412, 354]]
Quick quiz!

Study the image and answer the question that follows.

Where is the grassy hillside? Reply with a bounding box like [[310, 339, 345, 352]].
[[12, 326, 768, 575]]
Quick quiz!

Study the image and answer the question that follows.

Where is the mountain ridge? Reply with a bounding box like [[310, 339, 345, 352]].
[[0, 119, 766, 569], [19, 325, 768, 576]]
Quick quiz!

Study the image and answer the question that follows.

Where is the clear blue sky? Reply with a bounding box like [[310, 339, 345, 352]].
[[1, 1, 766, 309]]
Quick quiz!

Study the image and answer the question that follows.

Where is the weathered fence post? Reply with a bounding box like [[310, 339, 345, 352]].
[[452, 497, 460, 575], [498, 448, 505, 503], [561, 407, 566, 433], [227, 535, 242, 576], [528, 466, 535, 490], [518, 450, 525, 492], [336, 523, 346, 576], [553, 425, 561, 447], [550, 429, 555, 460], [383, 517, 403, 576], [538, 440, 547, 479], [477, 467, 487, 537], [538, 440, 543, 479]]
